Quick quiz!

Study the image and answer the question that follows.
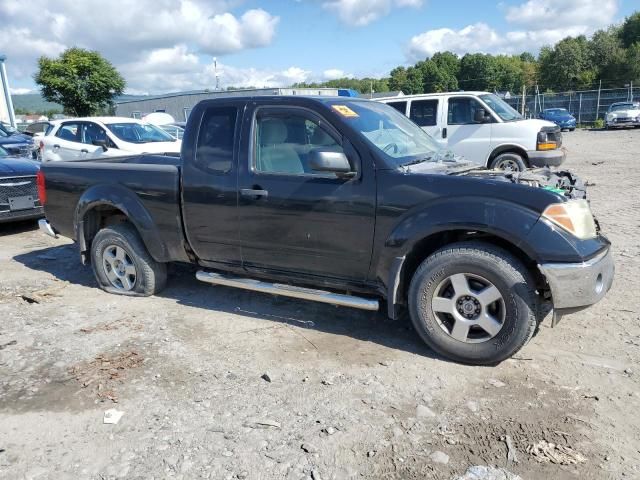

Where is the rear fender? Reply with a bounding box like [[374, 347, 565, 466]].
[[75, 183, 167, 262]]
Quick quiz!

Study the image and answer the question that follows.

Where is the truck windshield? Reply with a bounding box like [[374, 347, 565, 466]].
[[479, 94, 523, 122], [328, 100, 445, 167], [105, 122, 175, 143]]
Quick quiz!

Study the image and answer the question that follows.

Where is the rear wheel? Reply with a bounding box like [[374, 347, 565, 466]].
[[91, 223, 167, 296], [408, 241, 538, 365], [489, 152, 527, 172]]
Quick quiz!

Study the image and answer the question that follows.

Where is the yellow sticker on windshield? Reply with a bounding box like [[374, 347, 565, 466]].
[[332, 105, 359, 118]]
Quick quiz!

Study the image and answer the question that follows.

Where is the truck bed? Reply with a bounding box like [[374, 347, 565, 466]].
[[42, 154, 189, 263]]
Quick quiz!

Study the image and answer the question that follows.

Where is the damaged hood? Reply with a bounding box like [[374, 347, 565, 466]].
[[452, 166, 587, 200], [401, 156, 586, 200]]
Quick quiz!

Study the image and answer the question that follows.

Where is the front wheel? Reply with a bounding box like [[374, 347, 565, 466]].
[[408, 242, 538, 365], [91, 223, 167, 296], [489, 152, 527, 172]]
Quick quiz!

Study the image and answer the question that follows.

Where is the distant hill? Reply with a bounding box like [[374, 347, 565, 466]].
[[11, 93, 149, 114]]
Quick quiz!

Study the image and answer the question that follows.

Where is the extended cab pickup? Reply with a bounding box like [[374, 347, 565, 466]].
[[37, 96, 614, 364]]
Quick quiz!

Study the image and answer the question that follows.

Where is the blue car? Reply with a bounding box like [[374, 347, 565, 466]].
[[539, 108, 577, 131], [0, 145, 44, 223], [0, 122, 33, 157]]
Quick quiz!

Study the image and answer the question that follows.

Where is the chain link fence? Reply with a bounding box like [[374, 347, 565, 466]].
[[504, 86, 639, 125]]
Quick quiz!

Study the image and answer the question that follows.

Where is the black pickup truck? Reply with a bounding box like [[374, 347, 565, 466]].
[[38, 96, 614, 364]]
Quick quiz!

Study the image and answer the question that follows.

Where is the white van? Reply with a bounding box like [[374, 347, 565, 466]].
[[377, 92, 565, 171]]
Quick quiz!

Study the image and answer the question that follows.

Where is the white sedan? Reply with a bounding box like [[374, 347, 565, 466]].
[[41, 117, 182, 162]]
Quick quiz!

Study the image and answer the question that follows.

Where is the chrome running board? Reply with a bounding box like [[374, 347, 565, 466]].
[[196, 270, 379, 311]]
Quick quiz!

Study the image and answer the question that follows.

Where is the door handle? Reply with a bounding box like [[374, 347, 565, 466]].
[[442, 128, 447, 139], [53, 144, 60, 149], [81, 149, 88, 154], [241, 188, 269, 198]]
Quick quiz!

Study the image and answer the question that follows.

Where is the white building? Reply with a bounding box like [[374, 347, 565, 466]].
[[0, 55, 17, 127]]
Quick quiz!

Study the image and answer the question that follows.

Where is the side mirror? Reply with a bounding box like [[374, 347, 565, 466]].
[[92, 139, 108, 152], [474, 108, 490, 123], [309, 149, 354, 177]]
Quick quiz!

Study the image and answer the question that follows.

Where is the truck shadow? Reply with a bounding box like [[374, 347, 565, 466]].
[[0, 219, 40, 236], [13, 245, 445, 362]]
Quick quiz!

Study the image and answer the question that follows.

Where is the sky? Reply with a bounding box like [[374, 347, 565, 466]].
[[1, 0, 637, 95]]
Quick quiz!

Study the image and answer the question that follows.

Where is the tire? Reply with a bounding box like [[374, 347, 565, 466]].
[[408, 241, 538, 365], [91, 223, 167, 296], [489, 152, 527, 172]]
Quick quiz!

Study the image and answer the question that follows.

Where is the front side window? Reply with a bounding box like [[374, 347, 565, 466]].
[[410, 99, 438, 127], [255, 110, 344, 175], [81, 123, 110, 146], [479, 94, 522, 121], [105, 122, 174, 143], [195, 106, 237, 173], [447, 97, 491, 125], [56, 123, 81, 142]]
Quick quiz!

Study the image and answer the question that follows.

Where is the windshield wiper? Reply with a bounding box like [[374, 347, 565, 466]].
[[401, 155, 434, 167]]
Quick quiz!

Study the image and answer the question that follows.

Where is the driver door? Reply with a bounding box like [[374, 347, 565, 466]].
[[237, 104, 376, 281], [444, 96, 493, 164]]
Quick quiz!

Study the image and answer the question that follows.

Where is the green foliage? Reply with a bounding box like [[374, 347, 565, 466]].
[[594, 119, 605, 129], [620, 12, 640, 48], [34, 47, 125, 117], [538, 36, 597, 91]]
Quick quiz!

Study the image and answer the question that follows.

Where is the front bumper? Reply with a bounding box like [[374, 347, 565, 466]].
[[539, 247, 614, 310], [527, 148, 566, 168]]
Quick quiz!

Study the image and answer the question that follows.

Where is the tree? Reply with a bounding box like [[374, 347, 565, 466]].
[[620, 12, 640, 48], [388, 67, 408, 92], [590, 28, 627, 82], [626, 42, 640, 81], [34, 47, 125, 117], [458, 54, 497, 91], [538, 36, 597, 91], [404, 66, 424, 94]]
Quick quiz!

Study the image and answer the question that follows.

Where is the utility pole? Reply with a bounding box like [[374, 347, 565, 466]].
[[521, 85, 526, 116], [595, 79, 602, 121], [213, 57, 220, 91], [631, 81, 634, 102]]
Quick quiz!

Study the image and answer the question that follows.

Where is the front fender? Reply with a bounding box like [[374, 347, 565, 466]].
[[373, 197, 542, 289], [75, 183, 168, 262]]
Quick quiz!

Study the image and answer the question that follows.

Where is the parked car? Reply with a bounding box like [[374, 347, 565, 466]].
[[605, 102, 640, 129], [21, 121, 53, 160], [41, 117, 182, 162], [38, 96, 613, 365], [159, 122, 185, 140], [0, 122, 33, 157], [377, 92, 565, 171], [539, 108, 576, 131], [0, 145, 44, 223]]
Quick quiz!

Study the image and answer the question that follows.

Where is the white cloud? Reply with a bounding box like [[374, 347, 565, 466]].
[[0, 0, 279, 91], [122, 61, 313, 96], [9, 87, 35, 95], [322, 0, 422, 27], [407, 0, 618, 60], [323, 69, 352, 80], [504, 0, 617, 30]]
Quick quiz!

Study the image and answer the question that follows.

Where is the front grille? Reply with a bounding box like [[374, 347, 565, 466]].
[[616, 117, 632, 123], [0, 176, 40, 212]]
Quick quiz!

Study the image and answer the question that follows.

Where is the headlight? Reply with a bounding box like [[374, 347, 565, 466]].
[[542, 199, 597, 239], [606, 113, 615, 121], [537, 129, 560, 150]]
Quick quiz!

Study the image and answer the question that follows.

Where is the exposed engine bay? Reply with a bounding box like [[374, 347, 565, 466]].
[[458, 167, 587, 200]]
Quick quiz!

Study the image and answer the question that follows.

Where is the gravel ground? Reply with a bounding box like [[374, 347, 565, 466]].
[[1, 129, 639, 480]]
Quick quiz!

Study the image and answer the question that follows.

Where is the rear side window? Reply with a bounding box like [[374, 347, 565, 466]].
[[195, 107, 237, 174], [387, 101, 407, 114], [410, 99, 438, 127]]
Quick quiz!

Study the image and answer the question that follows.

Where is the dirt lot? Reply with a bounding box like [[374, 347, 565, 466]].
[[1, 129, 639, 480]]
